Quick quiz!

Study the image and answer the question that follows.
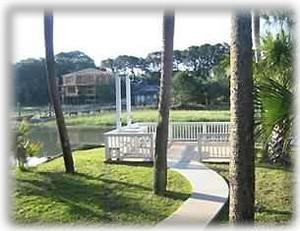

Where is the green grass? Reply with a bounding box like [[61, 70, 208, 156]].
[[206, 162, 294, 225], [41, 109, 229, 126], [12, 148, 192, 225]]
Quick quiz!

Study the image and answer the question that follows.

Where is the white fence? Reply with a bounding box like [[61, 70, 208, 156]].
[[104, 122, 230, 161], [198, 133, 230, 161], [136, 122, 157, 134], [105, 130, 155, 161], [137, 122, 229, 141], [169, 122, 229, 141]]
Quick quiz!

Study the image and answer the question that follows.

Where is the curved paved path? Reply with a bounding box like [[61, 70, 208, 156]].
[[158, 142, 228, 227]]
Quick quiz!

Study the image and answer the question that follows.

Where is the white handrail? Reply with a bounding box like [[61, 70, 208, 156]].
[[104, 121, 230, 161], [198, 133, 230, 161]]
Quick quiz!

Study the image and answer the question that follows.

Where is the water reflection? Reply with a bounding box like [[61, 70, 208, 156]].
[[29, 126, 113, 157]]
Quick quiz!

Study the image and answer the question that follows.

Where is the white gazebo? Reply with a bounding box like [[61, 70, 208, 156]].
[[104, 73, 156, 162], [104, 73, 231, 162]]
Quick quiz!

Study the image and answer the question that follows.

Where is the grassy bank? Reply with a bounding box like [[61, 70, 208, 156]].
[[206, 162, 294, 225], [12, 148, 192, 225], [41, 109, 230, 126]]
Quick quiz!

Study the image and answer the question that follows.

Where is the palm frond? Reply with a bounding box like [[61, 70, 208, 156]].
[[254, 77, 293, 152]]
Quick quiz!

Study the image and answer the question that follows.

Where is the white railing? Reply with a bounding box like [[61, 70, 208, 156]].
[[104, 122, 230, 162], [136, 122, 157, 134], [198, 133, 230, 161], [137, 122, 229, 141], [104, 131, 155, 161]]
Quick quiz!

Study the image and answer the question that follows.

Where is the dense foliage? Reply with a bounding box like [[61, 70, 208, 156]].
[[13, 43, 229, 107], [14, 51, 96, 106], [254, 13, 294, 165], [101, 43, 230, 108]]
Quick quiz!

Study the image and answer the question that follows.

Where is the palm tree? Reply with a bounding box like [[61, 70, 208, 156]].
[[255, 78, 293, 165], [229, 12, 255, 223], [44, 11, 75, 173], [254, 30, 294, 165], [154, 11, 175, 195]]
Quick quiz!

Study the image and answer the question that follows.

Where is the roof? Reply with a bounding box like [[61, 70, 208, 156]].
[[62, 68, 110, 77]]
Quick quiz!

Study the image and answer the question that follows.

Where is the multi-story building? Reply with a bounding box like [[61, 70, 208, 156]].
[[61, 68, 113, 105]]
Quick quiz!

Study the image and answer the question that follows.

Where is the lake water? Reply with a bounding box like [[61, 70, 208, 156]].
[[29, 125, 113, 157]]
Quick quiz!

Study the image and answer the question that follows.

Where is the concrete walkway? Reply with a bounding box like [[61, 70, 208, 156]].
[[158, 142, 228, 227]]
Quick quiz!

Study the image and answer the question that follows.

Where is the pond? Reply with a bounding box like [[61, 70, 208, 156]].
[[29, 125, 114, 157]]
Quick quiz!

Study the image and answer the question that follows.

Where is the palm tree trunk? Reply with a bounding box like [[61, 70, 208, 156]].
[[252, 10, 260, 62], [154, 11, 175, 195], [269, 124, 290, 165], [252, 10, 267, 162], [229, 12, 255, 223], [44, 11, 75, 173], [252, 11, 270, 163]]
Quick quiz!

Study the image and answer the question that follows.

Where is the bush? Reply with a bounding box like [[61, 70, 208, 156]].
[[14, 121, 42, 170]]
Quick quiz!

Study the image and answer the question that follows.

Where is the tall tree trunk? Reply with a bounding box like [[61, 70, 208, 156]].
[[229, 12, 255, 223], [44, 11, 75, 173], [154, 11, 175, 195], [252, 11, 270, 163], [252, 10, 260, 63]]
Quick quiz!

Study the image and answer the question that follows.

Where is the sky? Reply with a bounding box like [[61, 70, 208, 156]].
[[13, 10, 231, 65]]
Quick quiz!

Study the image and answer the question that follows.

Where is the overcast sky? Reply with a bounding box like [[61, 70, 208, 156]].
[[13, 11, 232, 65]]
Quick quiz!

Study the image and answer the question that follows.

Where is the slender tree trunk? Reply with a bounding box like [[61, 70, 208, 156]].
[[251, 10, 260, 63], [252, 11, 269, 162], [229, 12, 255, 223], [44, 11, 75, 173], [154, 11, 175, 195]]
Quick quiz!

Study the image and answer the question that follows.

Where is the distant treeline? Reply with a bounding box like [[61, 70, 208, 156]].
[[13, 43, 230, 108]]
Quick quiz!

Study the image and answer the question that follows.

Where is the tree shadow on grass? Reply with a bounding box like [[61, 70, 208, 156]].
[[104, 161, 153, 168], [207, 201, 293, 225], [255, 163, 293, 172], [14, 176, 114, 223], [74, 172, 152, 191], [14, 170, 188, 224], [75, 172, 190, 201], [257, 209, 292, 216]]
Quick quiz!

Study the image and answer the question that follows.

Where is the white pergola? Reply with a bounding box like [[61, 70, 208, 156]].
[[104, 73, 230, 162], [114, 73, 132, 130]]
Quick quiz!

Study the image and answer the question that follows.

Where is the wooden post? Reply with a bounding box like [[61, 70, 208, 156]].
[[126, 75, 132, 126], [104, 135, 110, 161], [115, 73, 121, 130]]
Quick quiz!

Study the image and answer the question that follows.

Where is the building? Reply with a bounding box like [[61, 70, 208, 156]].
[[133, 84, 159, 106], [61, 68, 113, 105]]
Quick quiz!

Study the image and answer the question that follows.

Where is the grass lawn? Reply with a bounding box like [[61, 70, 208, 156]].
[[41, 109, 229, 126], [12, 148, 192, 225], [206, 162, 294, 225]]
